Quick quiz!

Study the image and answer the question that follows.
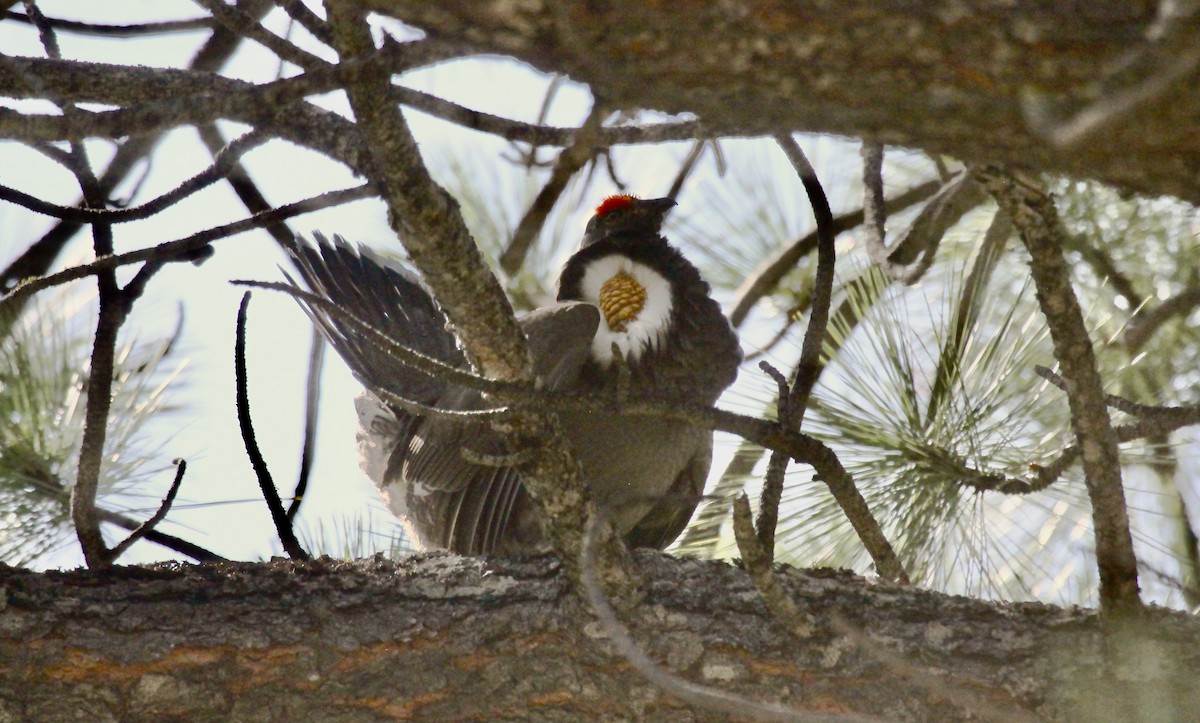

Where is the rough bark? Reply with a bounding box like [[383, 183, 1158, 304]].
[[2, 553, 1198, 721], [975, 168, 1140, 614], [362, 0, 1200, 205], [4, 4, 1198, 204]]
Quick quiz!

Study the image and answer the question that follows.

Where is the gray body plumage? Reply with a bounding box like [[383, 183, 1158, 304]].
[[287, 199, 740, 555]]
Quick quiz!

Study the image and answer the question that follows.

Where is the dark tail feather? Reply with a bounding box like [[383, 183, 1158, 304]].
[[284, 232, 464, 407]]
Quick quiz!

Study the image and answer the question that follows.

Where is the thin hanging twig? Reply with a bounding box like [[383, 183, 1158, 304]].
[[289, 329, 325, 523], [235, 292, 309, 560]]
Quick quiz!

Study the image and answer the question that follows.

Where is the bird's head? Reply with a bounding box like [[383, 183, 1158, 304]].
[[580, 195, 676, 248], [560, 195, 686, 366]]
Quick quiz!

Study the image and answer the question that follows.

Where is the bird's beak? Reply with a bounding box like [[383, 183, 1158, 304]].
[[647, 198, 678, 213]]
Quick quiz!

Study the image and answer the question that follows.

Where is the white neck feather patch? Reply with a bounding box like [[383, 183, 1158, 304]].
[[578, 255, 673, 366]]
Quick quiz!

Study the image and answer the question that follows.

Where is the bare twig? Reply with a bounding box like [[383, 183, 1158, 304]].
[[729, 179, 941, 327], [602, 147, 625, 189], [289, 329, 325, 522], [755, 362, 792, 558], [23, 468, 225, 562], [389, 85, 701, 148], [195, 124, 295, 247], [743, 309, 800, 361], [774, 134, 836, 424], [665, 139, 708, 201], [193, 0, 329, 70], [108, 459, 188, 560], [0, 0, 271, 315], [974, 166, 1142, 615], [97, 505, 225, 562], [0, 184, 374, 314], [4, 10, 213, 36], [960, 404, 1200, 496], [28, 2, 126, 567], [1063, 232, 1144, 312], [674, 440, 765, 553], [280, 0, 332, 45], [72, 281, 124, 569], [7, 1, 277, 567], [22, 1, 62, 61], [0, 130, 271, 224], [862, 145, 983, 285], [65, 212, 117, 559], [1125, 283, 1200, 353], [809, 202, 974, 391], [235, 292, 309, 560], [526, 74, 566, 168], [1034, 365, 1200, 423], [500, 102, 607, 275], [732, 495, 813, 639]]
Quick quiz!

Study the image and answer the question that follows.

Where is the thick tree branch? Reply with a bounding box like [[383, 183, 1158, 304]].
[[582, 510, 839, 721], [975, 167, 1142, 615], [361, 0, 1200, 205], [5, 554, 1198, 720], [6, 4, 1200, 205]]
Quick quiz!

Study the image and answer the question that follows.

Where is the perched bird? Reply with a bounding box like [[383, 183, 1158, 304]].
[[287, 195, 741, 555]]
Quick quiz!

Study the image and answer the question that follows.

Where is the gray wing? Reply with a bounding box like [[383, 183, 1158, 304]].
[[397, 302, 601, 555], [522, 302, 601, 389], [284, 232, 465, 409]]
